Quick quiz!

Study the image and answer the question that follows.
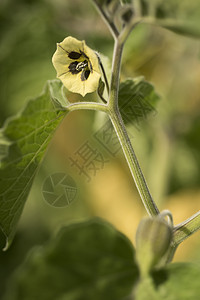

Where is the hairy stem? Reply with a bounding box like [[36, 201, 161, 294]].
[[107, 30, 159, 216], [119, 18, 142, 44], [109, 40, 124, 109], [92, 0, 119, 39], [91, 0, 200, 251], [67, 102, 108, 113], [109, 109, 159, 216]]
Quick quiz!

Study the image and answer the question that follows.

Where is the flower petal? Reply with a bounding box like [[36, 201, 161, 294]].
[[52, 36, 101, 97]]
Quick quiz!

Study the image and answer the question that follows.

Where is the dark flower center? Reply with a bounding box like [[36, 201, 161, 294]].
[[68, 59, 90, 81], [76, 61, 88, 71]]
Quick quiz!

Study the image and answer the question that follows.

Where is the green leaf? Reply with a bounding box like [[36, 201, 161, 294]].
[[118, 77, 160, 126], [0, 80, 68, 250], [48, 79, 70, 108], [135, 262, 200, 299], [4, 219, 139, 300]]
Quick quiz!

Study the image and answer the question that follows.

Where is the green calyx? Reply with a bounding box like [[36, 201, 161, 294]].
[[136, 216, 173, 277]]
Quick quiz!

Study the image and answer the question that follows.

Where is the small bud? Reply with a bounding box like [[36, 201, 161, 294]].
[[136, 216, 173, 277], [121, 5, 134, 23]]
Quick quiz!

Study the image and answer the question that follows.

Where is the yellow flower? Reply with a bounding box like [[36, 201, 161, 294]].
[[52, 36, 101, 97]]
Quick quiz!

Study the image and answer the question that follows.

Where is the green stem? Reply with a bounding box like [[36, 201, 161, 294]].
[[165, 211, 200, 263], [173, 211, 200, 245], [67, 8, 160, 218], [119, 18, 142, 44], [109, 109, 159, 216], [134, 0, 142, 18], [109, 40, 124, 108], [91, 0, 200, 252], [67, 101, 108, 113], [108, 33, 159, 216], [92, 0, 119, 39]]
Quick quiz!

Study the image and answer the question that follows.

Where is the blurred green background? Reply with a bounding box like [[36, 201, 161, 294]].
[[0, 0, 200, 297]]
